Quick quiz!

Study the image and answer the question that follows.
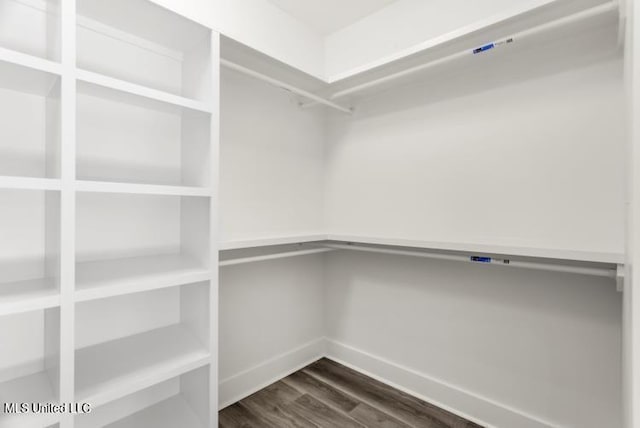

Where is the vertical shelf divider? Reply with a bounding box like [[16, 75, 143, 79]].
[[209, 31, 220, 428], [60, 0, 77, 427]]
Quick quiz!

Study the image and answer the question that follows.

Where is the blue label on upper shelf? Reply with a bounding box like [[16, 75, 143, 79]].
[[473, 43, 495, 54], [470, 256, 492, 263]]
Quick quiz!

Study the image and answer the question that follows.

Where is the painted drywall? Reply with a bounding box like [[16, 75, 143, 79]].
[[267, 0, 397, 35], [218, 256, 325, 406], [324, 251, 622, 428], [220, 68, 325, 242], [218, 68, 327, 406], [318, 36, 626, 427], [325, 57, 626, 255]]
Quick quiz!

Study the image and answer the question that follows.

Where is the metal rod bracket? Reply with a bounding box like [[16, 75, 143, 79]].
[[616, 264, 625, 292]]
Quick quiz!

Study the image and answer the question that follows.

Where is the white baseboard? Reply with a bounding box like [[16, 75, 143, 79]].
[[218, 338, 325, 409], [324, 338, 560, 428], [218, 337, 562, 428]]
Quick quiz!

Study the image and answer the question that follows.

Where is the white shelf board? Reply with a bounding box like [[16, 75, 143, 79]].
[[0, 278, 59, 317], [327, 234, 625, 264], [0, 58, 60, 97], [326, 0, 612, 83], [75, 180, 211, 197], [219, 233, 620, 264], [76, 68, 213, 114], [0, 371, 59, 428], [219, 233, 328, 250], [106, 395, 203, 428], [75, 324, 210, 407], [0, 46, 62, 76], [75, 254, 211, 302], [0, 176, 62, 191]]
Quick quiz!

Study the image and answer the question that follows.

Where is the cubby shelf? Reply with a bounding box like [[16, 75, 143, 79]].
[[75, 324, 210, 407], [220, 233, 623, 265], [106, 395, 204, 428], [0, 371, 60, 428], [326, 234, 625, 264], [75, 180, 211, 197], [0, 46, 62, 76], [76, 69, 213, 114], [219, 233, 328, 250], [0, 278, 59, 316], [75, 254, 211, 302], [0, 176, 62, 191]]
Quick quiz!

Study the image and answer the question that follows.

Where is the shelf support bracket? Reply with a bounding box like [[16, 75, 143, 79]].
[[616, 264, 625, 292]]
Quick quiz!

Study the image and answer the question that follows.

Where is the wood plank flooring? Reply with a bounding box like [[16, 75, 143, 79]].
[[219, 358, 483, 428]]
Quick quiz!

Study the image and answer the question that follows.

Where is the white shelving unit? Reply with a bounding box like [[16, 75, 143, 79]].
[[0, 0, 218, 426]]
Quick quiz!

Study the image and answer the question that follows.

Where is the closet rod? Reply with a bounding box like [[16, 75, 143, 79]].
[[325, 244, 618, 278], [219, 248, 335, 267], [220, 59, 353, 114], [304, 1, 617, 106]]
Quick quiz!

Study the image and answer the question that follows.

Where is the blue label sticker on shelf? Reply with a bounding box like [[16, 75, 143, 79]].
[[470, 256, 492, 263], [473, 43, 495, 54]]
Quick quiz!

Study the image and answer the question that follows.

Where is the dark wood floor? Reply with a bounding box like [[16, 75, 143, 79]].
[[219, 358, 483, 428]]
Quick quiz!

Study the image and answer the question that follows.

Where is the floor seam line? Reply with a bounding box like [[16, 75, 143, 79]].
[[301, 366, 419, 428]]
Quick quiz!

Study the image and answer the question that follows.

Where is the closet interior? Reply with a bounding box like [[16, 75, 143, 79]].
[[0, 0, 635, 427], [218, 1, 628, 428]]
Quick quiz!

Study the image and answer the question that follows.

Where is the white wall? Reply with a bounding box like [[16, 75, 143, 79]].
[[325, 58, 626, 256], [218, 69, 327, 406], [218, 256, 325, 407], [321, 36, 626, 427], [220, 69, 325, 243], [324, 251, 622, 428]]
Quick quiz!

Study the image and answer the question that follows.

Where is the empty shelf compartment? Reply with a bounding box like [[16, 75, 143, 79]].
[[75, 366, 209, 428], [0, 0, 60, 61], [0, 308, 61, 428], [74, 284, 210, 406], [0, 61, 61, 179], [76, 0, 212, 102], [76, 80, 211, 187], [0, 189, 60, 315], [75, 192, 210, 300]]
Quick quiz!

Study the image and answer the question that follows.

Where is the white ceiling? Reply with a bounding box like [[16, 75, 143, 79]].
[[268, 0, 398, 35]]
